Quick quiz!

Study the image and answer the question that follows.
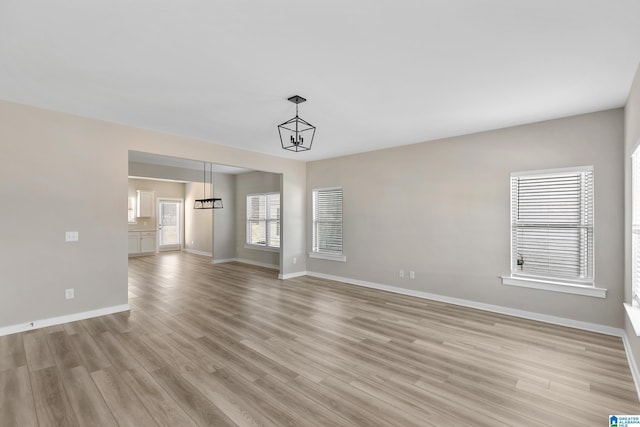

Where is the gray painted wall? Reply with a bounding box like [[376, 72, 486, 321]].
[[185, 181, 213, 255], [212, 173, 236, 261], [0, 100, 306, 329], [235, 171, 282, 267], [184, 174, 235, 260], [307, 108, 624, 328], [0, 95, 630, 341]]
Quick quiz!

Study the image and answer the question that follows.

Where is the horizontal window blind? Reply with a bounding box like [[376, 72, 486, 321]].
[[267, 194, 280, 248], [313, 188, 343, 255], [511, 168, 593, 283], [247, 194, 266, 245], [247, 193, 280, 248]]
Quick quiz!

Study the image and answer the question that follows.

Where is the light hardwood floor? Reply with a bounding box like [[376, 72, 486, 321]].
[[1, 252, 639, 426]]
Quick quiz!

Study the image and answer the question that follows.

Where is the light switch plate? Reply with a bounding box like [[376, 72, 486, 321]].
[[65, 231, 79, 242]]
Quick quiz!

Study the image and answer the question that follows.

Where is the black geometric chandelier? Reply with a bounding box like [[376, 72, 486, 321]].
[[194, 162, 223, 209], [278, 95, 316, 152]]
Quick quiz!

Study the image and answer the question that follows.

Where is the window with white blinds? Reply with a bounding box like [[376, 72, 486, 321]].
[[633, 151, 640, 305], [312, 188, 343, 257], [246, 193, 280, 248], [128, 196, 137, 224], [510, 166, 594, 284]]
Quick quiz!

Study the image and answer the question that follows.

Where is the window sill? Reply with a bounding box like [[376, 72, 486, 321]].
[[501, 275, 606, 298], [244, 244, 280, 253], [309, 252, 347, 262], [625, 303, 640, 336]]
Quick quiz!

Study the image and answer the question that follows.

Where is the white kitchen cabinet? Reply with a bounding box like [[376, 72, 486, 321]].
[[128, 231, 156, 256], [140, 231, 156, 253], [136, 190, 153, 218], [128, 232, 140, 254]]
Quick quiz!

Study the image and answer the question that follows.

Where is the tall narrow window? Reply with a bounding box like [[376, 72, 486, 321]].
[[510, 166, 594, 285], [128, 196, 137, 224], [633, 151, 640, 305], [311, 187, 345, 261], [246, 193, 280, 249]]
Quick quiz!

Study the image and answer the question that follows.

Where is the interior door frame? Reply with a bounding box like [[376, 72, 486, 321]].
[[157, 197, 184, 251]]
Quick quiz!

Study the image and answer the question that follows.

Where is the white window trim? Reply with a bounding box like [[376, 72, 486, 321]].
[[245, 243, 280, 253], [632, 148, 640, 313], [510, 164, 594, 177], [308, 251, 347, 262], [501, 275, 606, 298], [628, 148, 640, 336], [505, 165, 601, 297], [246, 192, 280, 249], [625, 303, 640, 337]]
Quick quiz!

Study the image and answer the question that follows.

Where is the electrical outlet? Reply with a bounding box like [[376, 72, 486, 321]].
[[409, 271, 415, 279], [399, 269, 404, 278], [293, 257, 297, 264], [65, 288, 75, 300], [65, 231, 79, 242]]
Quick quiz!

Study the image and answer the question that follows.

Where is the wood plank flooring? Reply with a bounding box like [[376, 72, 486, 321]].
[[1, 251, 639, 426]]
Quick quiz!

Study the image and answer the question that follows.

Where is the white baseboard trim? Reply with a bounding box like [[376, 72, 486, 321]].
[[212, 258, 237, 264], [305, 271, 623, 337], [184, 248, 212, 257], [622, 331, 640, 402], [0, 304, 130, 337], [213, 257, 279, 270], [211, 258, 236, 264], [236, 258, 279, 270], [279, 271, 308, 280]]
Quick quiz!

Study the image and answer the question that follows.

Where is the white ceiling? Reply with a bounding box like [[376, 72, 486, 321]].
[[1, 1, 639, 161]]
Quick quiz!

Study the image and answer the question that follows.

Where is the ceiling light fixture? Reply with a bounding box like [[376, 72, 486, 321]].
[[194, 162, 223, 209], [278, 95, 315, 152]]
